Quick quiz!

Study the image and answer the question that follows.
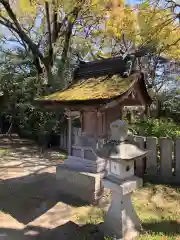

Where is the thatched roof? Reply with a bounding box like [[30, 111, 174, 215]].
[[40, 75, 134, 102], [36, 56, 151, 107]]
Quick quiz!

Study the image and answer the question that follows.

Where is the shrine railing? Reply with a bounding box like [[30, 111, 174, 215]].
[[59, 128, 180, 184]]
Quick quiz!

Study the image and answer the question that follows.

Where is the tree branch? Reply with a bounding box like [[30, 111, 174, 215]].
[[160, 37, 180, 53], [52, 0, 58, 43], [8, 28, 28, 53], [45, 1, 53, 65], [0, 0, 44, 62], [137, 15, 177, 51], [0, 17, 43, 74], [61, 6, 81, 65], [52, 8, 79, 44], [0, 16, 19, 34], [166, 0, 180, 8], [122, 33, 128, 51]]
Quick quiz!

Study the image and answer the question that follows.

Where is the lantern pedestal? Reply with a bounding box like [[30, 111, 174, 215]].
[[56, 164, 104, 204], [56, 134, 107, 204], [100, 176, 142, 240]]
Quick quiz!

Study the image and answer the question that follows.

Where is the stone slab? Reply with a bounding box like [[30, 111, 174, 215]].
[[68, 156, 106, 165], [64, 157, 106, 173], [56, 164, 104, 204]]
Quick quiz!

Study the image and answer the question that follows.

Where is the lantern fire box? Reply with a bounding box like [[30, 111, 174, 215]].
[[98, 119, 148, 182]]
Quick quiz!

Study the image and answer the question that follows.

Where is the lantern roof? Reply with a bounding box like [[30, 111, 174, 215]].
[[96, 141, 148, 162]]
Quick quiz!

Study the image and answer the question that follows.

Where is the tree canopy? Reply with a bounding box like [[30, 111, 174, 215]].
[[0, 0, 179, 89], [0, 0, 179, 142]]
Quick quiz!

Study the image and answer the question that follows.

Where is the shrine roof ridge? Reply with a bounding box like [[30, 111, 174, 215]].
[[74, 56, 130, 80]]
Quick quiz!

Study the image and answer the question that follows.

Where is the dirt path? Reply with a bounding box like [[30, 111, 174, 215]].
[[0, 136, 102, 240]]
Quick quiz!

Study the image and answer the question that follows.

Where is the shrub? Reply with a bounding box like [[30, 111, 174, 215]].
[[131, 118, 180, 139]]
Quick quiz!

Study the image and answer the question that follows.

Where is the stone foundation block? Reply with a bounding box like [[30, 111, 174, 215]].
[[56, 164, 104, 204]]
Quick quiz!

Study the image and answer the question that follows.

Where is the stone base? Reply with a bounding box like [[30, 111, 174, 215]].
[[100, 177, 142, 240], [56, 164, 104, 204]]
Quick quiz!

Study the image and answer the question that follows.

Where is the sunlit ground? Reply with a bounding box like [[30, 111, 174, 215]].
[[0, 137, 180, 239], [72, 183, 180, 240]]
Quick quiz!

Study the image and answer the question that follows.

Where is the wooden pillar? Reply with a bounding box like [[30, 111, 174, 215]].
[[68, 111, 72, 155], [81, 110, 98, 137]]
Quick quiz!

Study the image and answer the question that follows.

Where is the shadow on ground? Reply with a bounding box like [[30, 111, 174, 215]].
[[0, 172, 88, 225], [142, 220, 180, 235], [0, 221, 104, 240]]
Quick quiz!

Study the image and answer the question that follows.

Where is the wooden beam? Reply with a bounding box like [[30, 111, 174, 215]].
[[67, 111, 72, 155]]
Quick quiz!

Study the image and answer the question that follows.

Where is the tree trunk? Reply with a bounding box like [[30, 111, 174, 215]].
[[155, 97, 162, 118], [144, 105, 150, 119], [35, 63, 54, 94], [126, 110, 134, 123], [45, 64, 54, 86]]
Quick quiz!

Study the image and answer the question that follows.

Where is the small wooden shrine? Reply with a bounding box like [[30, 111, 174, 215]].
[[36, 57, 152, 238], [36, 55, 152, 205], [37, 56, 151, 151]]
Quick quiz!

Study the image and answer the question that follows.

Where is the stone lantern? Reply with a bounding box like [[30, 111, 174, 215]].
[[98, 120, 148, 240]]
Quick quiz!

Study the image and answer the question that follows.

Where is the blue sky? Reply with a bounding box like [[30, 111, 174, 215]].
[[126, 0, 140, 3]]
